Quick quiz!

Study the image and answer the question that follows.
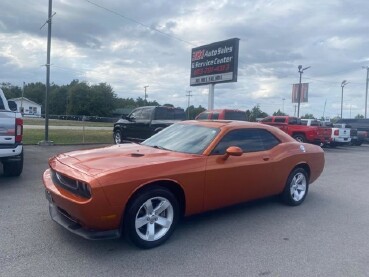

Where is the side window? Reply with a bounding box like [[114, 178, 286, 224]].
[[140, 108, 152, 120], [211, 129, 280, 155], [0, 98, 4, 110], [129, 108, 142, 119], [274, 117, 286, 123], [155, 107, 174, 119], [210, 113, 219, 119], [288, 117, 298, 125], [225, 111, 246, 120], [261, 117, 272, 122], [197, 112, 209, 120]]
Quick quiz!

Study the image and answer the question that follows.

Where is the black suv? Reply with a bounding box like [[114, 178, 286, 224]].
[[113, 106, 186, 143]]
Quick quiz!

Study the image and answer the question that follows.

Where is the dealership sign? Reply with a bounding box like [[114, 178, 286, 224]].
[[190, 38, 240, 86], [292, 83, 309, 103]]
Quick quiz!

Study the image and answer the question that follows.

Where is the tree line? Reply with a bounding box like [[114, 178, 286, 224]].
[[1, 81, 364, 120]]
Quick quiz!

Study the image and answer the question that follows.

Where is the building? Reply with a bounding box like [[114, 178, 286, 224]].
[[8, 97, 42, 117]]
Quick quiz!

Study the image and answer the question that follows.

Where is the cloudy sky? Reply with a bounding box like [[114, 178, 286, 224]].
[[1, 0, 369, 118]]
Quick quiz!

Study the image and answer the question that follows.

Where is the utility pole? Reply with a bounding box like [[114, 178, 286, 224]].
[[363, 66, 369, 118], [340, 80, 348, 118], [294, 105, 297, 116], [186, 90, 192, 119], [297, 65, 310, 117], [282, 98, 285, 114], [144, 85, 149, 102], [39, 0, 55, 145], [21, 82, 25, 114]]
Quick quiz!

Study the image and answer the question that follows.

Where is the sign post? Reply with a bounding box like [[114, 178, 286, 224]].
[[190, 38, 240, 109]]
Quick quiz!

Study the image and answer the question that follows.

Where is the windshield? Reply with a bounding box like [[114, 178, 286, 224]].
[[142, 123, 219, 154]]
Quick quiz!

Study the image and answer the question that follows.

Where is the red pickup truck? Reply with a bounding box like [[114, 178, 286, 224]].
[[260, 116, 332, 145]]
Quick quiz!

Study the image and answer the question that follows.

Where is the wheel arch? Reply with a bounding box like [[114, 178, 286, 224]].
[[291, 163, 311, 182], [122, 180, 186, 228]]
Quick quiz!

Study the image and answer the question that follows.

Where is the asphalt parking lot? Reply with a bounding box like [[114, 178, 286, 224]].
[[1, 144, 369, 276]]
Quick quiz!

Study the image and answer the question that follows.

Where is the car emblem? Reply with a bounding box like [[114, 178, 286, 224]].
[[300, 145, 306, 153]]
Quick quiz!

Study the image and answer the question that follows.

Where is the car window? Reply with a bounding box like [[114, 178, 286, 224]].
[[210, 113, 219, 119], [288, 117, 299, 124], [197, 112, 209, 120], [129, 108, 142, 119], [275, 117, 286, 123], [261, 117, 272, 122], [211, 128, 280, 155], [224, 111, 246, 120], [140, 108, 152, 120], [155, 107, 185, 120], [142, 123, 219, 154]]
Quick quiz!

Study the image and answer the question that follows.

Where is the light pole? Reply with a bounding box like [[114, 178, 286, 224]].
[[363, 66, 369, 118], [341, 80, 348, 118], [282, 98, 285, 114], [144, 85, 149, 102], [186, 90, 192, 119], [297, 65, 310, 117]]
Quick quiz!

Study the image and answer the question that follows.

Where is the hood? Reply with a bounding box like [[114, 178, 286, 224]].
[[53, 143, 195, 176]]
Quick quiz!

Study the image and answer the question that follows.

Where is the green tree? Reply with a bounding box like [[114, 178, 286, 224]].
[[49, 85, 67, 115], [24, 82, 46, 109], [355, 114, 364, 119], [185, 105, 206, 119], [67, 81, 90, 115], [301, 113, 315, 119], [246, 105, 268, 122], [89, 83, 117, 117], [273, 109, 287, 116], [1, 83, 22, 99]]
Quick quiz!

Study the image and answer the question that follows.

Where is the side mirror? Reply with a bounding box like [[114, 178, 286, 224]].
[[8, 100, 17, 112], [222, 146, 243, 160]]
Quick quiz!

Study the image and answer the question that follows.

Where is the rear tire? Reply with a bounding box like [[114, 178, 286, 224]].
[[292, 134, 306, 143], [3, 150, 23, 177], [124, 187, 179, 249], [281, 168, 308, 206]]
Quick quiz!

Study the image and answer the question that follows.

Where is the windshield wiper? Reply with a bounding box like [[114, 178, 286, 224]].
[[151, 145, 171, 151]]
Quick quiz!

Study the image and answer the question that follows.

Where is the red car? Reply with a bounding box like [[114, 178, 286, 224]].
[[195, 109, 247, 121], [43, 120, 325, 248]]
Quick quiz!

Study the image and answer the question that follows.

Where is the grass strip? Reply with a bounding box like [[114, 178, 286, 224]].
[[24, 129, 113, 145], [23, 118, 114, 127]]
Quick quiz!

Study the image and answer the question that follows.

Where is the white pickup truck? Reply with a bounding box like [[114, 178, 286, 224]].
[[0, 88, 24, 176], [330, 123, 351, 147]]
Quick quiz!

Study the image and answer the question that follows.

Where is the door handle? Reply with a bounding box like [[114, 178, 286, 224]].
[[263, 156, 270, 161]]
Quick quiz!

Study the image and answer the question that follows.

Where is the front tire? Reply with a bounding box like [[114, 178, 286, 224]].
[[113, 129, 122, 144], [124, 187, 179, 249], [281, 168, 308, 206]]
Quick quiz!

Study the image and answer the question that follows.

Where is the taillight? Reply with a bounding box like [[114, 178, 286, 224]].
[[334, 130, 339, 136], [15, 118, 23, 143]]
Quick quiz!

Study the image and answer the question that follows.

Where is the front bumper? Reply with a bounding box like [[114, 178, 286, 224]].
[[46, 190, 120, 240]]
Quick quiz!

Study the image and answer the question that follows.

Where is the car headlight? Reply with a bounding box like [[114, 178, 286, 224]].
[[53, 170, 92, 199]]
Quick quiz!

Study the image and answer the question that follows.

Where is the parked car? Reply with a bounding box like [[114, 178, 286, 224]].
[[113, 106, 186, 143], [335, 118, 369, 144], [350, 129, 368, 146], [43, 120, 325, 249], [0, 88, 24, 176], [261, 116, 332, 145], [329, 123, 351, 147], [195, 109, 247, 121]]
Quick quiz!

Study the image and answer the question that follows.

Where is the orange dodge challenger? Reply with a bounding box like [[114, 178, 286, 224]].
[[43, 120, 325, 248]]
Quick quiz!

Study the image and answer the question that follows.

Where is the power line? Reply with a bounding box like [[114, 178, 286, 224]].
[[84, 0, 196, 46]]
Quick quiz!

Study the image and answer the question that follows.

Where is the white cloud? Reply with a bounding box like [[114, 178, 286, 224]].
[[0, 0, 369, 118]]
